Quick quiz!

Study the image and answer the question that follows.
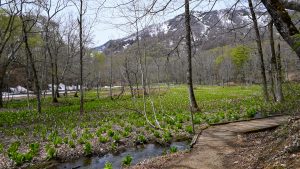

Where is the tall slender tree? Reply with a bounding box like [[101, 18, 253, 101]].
[[248, 0, 269, 101], [78, 0, 84, 114], [185, 0, 198, 134], [0, 2, 22, 108], [269, 21, 284, 102], [20, 0, 42, 113]]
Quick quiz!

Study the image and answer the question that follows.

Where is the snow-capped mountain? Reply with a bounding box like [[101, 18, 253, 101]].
[[95, 8, 269, 54]]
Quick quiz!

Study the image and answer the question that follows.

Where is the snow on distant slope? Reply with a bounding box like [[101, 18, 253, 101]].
[[95, 8, 269, 53]]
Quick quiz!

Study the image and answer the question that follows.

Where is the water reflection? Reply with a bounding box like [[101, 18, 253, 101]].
[[56, 142, 189, 169]]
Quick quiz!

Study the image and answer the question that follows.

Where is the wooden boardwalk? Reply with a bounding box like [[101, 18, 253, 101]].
[[166, 116, 290, 169]]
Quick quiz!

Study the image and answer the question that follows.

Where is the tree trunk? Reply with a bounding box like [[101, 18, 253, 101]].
[[64, 83, 68, 97], [185, 0, 199, 112], [26, 53, 31, 109], [55, 57, 60, 98], [124, 57, 134, 97], [0, 65, 7, 108], [185, 0, 198, 135], [79, 0, 84, 114], [276, 44, 284, 101], [262, 0, 300, 59], [22, 18, 42, 113], [46, 33, 58, 103], [109, 55, 113, 100], [248, 0, 269, 102], [96, 84, 100, 99], [269, 21, 284, 102], [269, 67, 276, 101], [74, 83, 79, 97], [0, 80, 3, 108]]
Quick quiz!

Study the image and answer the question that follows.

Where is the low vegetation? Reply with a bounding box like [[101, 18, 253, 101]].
[[0, 84, 299, 168]]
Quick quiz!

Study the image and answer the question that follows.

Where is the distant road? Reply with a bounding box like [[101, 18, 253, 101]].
[[1, 91, 76, 101]]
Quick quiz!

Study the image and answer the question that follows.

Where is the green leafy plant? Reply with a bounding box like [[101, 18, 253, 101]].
[[245, 107, 258, 118], [53, 136, 63, 147], [0, 143, 3, 154], [175, 123, 183, 129], [46, 146, 56, 160], [137, 134, 147, 144], [29, 143, 39, 155], [170, 146, 178, 153], [68, 140, 75, 148], [104, 161, 113, 169], [83, 142, 92, 156], [96, 127, 106, 137], [71, 130, 77, 139], [63, 137, 69, 144], [107, 130, 115, 137], [110, 142, 117, 151], [125, 125, 132, 132], [153, 131, 160, 138], [99, 135, 109, 143], [122, 155, 133, 166], [122, 131, 129, 137], [113, 133, 121, 143], [7, 142, 40, 165], [78, 137, 86, 145], [162, 131, 172, 143]]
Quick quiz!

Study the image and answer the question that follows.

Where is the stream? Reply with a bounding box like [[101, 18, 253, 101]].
[[53, 141, 189, 169]]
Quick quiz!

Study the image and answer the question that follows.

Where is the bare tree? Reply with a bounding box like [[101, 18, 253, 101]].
[[38, 0, 67, 103], [20, 0, 42, 113], [0, 1, 22, 108], [185, 0, 199, 134], [248, 0, 269, 101], [78, 0, 84, 114], [269, 21, 284, 102], [262, 0, 300, 59]]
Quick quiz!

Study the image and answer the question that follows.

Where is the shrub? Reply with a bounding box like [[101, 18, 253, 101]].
[[46, 146, 56, 160], [71, 130, 77, 139], [68, 140, 75, 148], [0, 143, 3, 154], [7, 142, 31, 166], [185, 126, 194, 134], [122, 155, 133, 166], [113, 134, 121, 143], [29, 143, 39, 155], [153, 131, 160, 138], [245, 107, 258, 118], [170, 146, 177, 153], [110, 142, 117, 151], [193, 117, 202, 124], [175, 123, 183, 129], [122, 131, 129, 137], [104, 161, 113, 169], [63, 137, 69, 144], [137, 135, 147, 144], [125, 126, 132, 132], [78, 137, 86, 145], [96, 127, 106, 137], [162, 131, 172, 143], [53, 136, 63, 147], [83, 142, 92, 156], [108, 130, 115, 137], [99, 136, 109, 143]]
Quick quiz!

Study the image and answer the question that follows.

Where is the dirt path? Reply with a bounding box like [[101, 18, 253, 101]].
[[134, 116, 290, 169]]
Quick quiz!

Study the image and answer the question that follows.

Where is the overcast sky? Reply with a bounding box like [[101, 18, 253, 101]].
[[69, 0, 241, 47]]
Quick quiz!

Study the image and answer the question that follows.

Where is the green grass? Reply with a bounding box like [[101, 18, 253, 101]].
[[0, 84, 299, 166]]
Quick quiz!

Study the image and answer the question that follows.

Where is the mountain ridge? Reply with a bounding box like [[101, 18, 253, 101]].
[[95, 8, 269, 54]]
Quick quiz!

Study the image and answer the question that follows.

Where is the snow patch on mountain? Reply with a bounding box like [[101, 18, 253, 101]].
[[95, 8, 270, 53]]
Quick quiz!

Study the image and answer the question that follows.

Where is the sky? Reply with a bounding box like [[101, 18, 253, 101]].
[[70, 0, 238, 47]]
